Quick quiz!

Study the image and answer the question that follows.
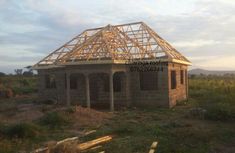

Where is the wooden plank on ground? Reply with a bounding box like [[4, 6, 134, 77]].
[[77, 135, 112, 151], [56, 137, 78, 145], [150, 141, 158, 149], [84, 130, 96, 136], [149, 149, 155, 153], [148, 141, 158, 153]]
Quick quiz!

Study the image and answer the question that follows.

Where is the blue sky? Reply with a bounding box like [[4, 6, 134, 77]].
[[0, 0, 235, 73]]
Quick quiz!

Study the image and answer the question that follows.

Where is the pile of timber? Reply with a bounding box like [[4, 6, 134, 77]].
[[78, 136, 112, 151], [31, 130, 158, 153], [32, 135, 112, 153]]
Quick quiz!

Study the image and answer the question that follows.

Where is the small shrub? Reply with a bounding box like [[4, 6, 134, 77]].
[[12, 86, 37, 95], [0, 123, 41, 139], [40, 105, 49, 113], [38, 112, 70, 129], [176, 100, 187, 106], [50, 141, 80, 153], [66, 106, 76, 114], [161, 120, 187, 129], [186, 107, 207, 119], [112, 123, 134, 135], [5, 88, 14, 98], [39, 99, 55, 105], [19, 79, 30, 86], [0, 90, 6, 98], [205, 103, 235, 121]]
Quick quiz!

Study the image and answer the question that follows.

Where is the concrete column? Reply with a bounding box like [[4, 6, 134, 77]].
[[66, 72, 71, 106], [85, 74, 90, 108], [109, 72, 114, 111], [126, 72, 131, 107]]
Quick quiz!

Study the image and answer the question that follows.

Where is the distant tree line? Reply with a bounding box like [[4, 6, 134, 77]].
[[0, 65, 36, 77], [189, 73, 235, 79]]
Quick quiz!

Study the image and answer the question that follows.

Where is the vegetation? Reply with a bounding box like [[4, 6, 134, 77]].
[[0, 123, 42, 139], [79, 75, 235, 153], [0, 75, 234, 153], [189, 75, 235, 121], [0, 76, 37, 97], [38, 112, 71, 129]]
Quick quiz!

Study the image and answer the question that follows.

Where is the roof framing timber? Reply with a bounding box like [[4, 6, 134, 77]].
[[33, 22, 191, 69]]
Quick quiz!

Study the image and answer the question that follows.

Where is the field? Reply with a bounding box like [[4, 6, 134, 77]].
[[0, 75, 235, 153]]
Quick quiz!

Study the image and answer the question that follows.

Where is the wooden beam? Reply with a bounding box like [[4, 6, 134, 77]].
[[34, 21, 191, 69], [77, 135, 112, 151], [148, 141, 158, 153]]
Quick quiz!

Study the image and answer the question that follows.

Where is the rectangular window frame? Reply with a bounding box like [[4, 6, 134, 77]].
[[139, 72, 158, 91], [180, 70, 184, 85], [113, 75, 122, 92], [45, 74, 56, 89], [171, 70, 177, 90], [70, 75, 78, 89]]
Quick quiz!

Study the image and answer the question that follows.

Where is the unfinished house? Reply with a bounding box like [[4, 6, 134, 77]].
[[33, 22, 191, 111]]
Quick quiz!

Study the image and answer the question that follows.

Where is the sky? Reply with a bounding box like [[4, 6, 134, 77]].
[[0, 0, 235, 73]]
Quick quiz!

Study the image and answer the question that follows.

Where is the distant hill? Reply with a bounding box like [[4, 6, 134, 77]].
[[189, 68, 235, 75]]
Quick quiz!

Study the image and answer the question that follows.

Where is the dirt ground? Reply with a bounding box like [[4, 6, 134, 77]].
[[0, 95, 235, 153]]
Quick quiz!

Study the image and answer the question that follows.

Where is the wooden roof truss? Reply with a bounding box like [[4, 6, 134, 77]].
[[34, 22, 191, 68]]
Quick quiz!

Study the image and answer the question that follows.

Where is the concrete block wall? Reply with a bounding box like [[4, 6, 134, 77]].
[[168, 63, 188, 107], [70, 74, 86, 106], [129, 65, 169, 107], [37, 69, 67, 104], [88, 73, 127, 106], [37, 62, 188, 108], [38, 70, 127, 107]]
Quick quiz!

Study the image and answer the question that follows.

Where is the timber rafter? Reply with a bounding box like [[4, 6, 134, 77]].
[[33, 22, 191, 69]]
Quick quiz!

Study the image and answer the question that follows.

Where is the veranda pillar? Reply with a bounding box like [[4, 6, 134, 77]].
[[85, 74, 91, 108], [66, 72, 71, 106], [109, 72, 114, 111]]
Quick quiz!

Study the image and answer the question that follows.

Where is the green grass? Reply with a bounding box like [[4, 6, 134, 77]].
[[0, 76, 37, 96], [0, 122, 42, 139], [80, 76, 235, 153], [81, 108, 235, 153], [189, 76, 235, 121], [38, 112, 71, 129], [0, 75, 235, 153], [0, 115, 75, 153]]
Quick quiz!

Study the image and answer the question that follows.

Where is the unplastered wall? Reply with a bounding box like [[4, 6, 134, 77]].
[[129, 65, 169, 107], [168, 63, 188, 107], [37, 69, 67, 104]]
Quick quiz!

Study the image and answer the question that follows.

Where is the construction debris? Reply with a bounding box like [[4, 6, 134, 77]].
[[150, 141, 158, 149], [77, 135, 112, 151], [56, 137, 78, 145], [148, 141, 158, 153], [32, 135, 112, 153], [84, 130, 97, 136]]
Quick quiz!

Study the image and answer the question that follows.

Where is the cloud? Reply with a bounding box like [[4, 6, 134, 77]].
[[196, 56, 235, 70], [172, 40, 221, 48], [0, 0, 235, 73]]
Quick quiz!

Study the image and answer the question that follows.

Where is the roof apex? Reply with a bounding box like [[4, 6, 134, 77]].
[[33, 21, 191, 69]]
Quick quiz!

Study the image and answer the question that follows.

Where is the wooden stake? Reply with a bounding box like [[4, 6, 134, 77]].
[[148, 141, 158, 153], [149, 149, 155, 153], [150, 141, 158, 149]]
